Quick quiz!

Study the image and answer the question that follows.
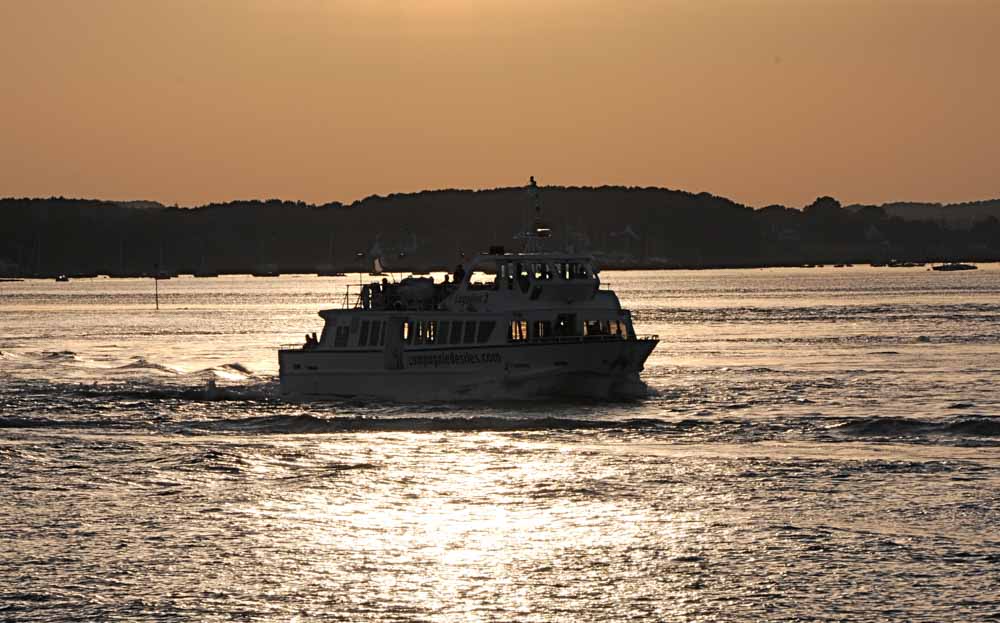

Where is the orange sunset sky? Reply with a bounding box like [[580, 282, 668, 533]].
[[1, 0, 998, 208]]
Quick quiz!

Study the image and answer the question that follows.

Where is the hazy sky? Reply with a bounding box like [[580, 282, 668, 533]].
[[1, 0, 997, 208]]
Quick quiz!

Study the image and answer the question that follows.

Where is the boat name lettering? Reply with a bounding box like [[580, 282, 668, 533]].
[[407, 351, 502, 368]]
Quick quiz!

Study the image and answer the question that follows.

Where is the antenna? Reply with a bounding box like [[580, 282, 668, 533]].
[[530, 175, 540, 216]]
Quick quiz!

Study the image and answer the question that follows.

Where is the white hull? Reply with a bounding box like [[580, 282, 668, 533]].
[[279, 339, 656, 401], [279, 214, 658, 401]]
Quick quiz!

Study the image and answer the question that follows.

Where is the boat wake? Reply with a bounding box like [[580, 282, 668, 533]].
[[0, 345, 265, 386], [176, 414, 666, 435], [0, 377, 279, 417], [2, 390, 998, 447], [833, 415, 1000, 440], [113, 357, 185, 375], [1, 343, 997, 446]]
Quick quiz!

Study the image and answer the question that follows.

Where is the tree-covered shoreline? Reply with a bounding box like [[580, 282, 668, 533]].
[[2, 187, 998, 277]]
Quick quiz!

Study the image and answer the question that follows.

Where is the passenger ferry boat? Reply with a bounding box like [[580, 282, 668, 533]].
[[278, 178, 658, 400]]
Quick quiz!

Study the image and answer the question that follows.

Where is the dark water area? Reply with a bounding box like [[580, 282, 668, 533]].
[[2, 268, 999, 621]]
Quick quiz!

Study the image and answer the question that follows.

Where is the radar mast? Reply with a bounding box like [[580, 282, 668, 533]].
[[516, 176, 552, 252]]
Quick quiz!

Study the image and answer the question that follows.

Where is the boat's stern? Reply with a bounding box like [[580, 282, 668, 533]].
[[278, 346, 319, 397]]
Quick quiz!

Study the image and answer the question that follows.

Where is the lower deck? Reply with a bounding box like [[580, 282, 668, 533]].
[[279, 336, 658, 400]]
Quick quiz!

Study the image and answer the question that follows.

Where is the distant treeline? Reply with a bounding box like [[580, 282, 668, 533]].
[[1, 187, 999, 276]]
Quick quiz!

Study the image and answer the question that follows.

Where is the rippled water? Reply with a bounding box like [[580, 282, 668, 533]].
[[2, 268, 999, 621]]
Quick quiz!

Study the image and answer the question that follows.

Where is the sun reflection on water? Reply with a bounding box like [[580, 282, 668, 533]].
[[227, 433, 710, 618]]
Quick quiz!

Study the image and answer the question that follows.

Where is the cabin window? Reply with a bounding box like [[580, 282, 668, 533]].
[[477, 321, 495, 344], [334, 326, 350, 347], [572, 264, 591, 279], [370, 320, 383, 346], [463, 321, 477, 344], [611, 320, 626, 338], [513, 263, 530, 292], [411, 320, 437, 345], [532, 262, 550, 280], [438, 321, 450, 345], [584, 320, 611, 336], [534, 320, 552, 339], [450, 321, 464, 345], [402, 321, 412, 343], [508, 320, 528, 342], [358, 320, 371, 347], [555, 313, 576, 337]]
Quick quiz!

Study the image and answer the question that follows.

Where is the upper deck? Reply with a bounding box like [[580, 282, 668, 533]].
[[341, 176, 624, 315], [351, 250, 620, 315]]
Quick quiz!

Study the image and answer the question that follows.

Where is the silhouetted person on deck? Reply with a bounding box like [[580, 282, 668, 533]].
[[373, 278, 388, 307], [453, 264, 466, 284], [436, 274, 452, 305]]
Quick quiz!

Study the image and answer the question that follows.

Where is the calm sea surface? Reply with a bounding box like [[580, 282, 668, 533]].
[[2, 268, 999, 621]]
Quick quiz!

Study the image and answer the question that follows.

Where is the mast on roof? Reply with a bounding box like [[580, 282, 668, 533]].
[[516, 176, 552, 252]]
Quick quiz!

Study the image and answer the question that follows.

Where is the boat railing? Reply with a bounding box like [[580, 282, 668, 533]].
[[281, 334, 659, 351], [528, 334, 658, 345], [341, 284, 362, 309]]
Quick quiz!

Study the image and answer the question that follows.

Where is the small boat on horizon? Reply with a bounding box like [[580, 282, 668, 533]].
[[932, 262, 977, 271], [252, 264, 281, 277], [317, 265, 347, 277]]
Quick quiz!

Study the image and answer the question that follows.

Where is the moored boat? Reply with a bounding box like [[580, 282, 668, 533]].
[[932, 262, 977, 271]]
